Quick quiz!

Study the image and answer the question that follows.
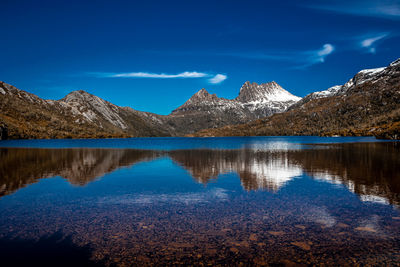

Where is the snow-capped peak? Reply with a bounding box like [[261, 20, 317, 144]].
[[236, 81, 300, 104]]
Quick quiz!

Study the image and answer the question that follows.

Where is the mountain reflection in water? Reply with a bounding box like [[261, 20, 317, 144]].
[[0, 142, 400, 266], [1, 142, 399, 205]]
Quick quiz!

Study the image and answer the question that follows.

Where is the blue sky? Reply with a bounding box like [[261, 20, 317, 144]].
[[1, 0, 399, 115]]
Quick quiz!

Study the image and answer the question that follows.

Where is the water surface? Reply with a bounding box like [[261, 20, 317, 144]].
[[0, 137, 399, 266]]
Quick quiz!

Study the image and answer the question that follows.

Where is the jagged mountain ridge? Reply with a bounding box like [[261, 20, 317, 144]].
[[167, 81, 300, 134], [172, 81, 300, 117], [0, 80, 300, 139], [192, 58, 400, 139]]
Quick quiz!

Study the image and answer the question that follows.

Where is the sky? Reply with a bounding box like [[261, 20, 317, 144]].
[[1, 0, 399, 115]]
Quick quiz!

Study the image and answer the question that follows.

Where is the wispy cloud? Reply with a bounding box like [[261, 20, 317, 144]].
[[306, 0, 400, 20], [292, 43, 335, 69], [208, 74, 227, 84], [90, 71, 227, 84], [312, 44, 335, 63], [215, 43, 335, 69], [360, 33, 389, 53]]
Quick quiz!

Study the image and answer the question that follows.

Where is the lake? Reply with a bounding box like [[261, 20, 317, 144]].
[[0, 137, 399, 266]]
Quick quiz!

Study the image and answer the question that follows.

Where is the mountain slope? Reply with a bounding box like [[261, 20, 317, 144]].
[[0, 80, 300, 139], [57, 90, 172, 137], [191, 58, 400, 139], [3, 59, 397, 140], [164, 81, 300, 135], [0, 82, 170, 139]]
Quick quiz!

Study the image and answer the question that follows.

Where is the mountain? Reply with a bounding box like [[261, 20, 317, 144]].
[[2, 59, 398, 140], [191, 58, 400, 139], [0, 80, 300, 139], [165, 81, 300, 134], [0, 82, 171, 139], [57, 90, 172, 136]]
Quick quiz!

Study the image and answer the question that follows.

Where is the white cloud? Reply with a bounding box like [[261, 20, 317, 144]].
[[360, 33, 389, 53], [110, 71, 208, 78], [90, 71, 227, 84], [208, 74, 227, 84], [316, 44, 335, 62]]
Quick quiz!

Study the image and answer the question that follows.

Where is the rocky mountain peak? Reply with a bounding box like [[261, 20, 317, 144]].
[[57, 90, 128, 130], [236, 81, 300, 103], [185, 88, 220, 104], [195, 88, 210, 97], [62, 90, 95, 102], [170, 88, 230, 116]]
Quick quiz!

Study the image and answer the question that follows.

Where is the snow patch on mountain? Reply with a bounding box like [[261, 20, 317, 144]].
[[339, 66, 387, 94], [303, 63, 394, 102], [311, 85, 342, 99], [358, 67, 385, 75]]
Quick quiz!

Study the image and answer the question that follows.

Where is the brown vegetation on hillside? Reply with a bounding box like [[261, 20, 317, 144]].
[[0, 83, 127, 139], [190, 64, 400, 140], [0, 82, 171, 139]]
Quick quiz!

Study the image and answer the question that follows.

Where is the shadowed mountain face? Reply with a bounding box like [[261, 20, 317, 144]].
[[1, 142, 399, 205]]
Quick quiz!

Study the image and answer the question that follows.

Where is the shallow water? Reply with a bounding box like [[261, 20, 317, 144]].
[[0, 137, 399, 266]]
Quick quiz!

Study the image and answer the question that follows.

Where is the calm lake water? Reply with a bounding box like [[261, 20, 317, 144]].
[[0, 137, 399, 266]]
